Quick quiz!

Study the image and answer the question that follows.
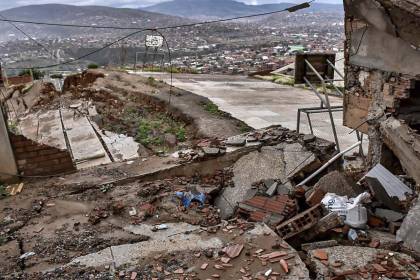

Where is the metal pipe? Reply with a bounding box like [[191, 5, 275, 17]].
[[301, 108, 343, 114], [304, 77, 326, 105], [323, 80, 341, 151], [327, 59, 344, 80], [305, 59, 324, 81], [326, 79, 344, 96], [306, 112, 314, 135], [297, 109, 301, 133], [296, 141, 362, 187]]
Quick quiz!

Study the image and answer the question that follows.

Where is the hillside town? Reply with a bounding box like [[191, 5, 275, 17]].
[[1, 0, 420, 280]]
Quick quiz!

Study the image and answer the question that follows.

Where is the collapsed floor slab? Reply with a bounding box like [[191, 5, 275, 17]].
[[215, 142, 321, 219]]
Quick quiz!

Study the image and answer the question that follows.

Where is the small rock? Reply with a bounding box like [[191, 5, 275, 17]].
[[173, 268, 184, 274], [303, 134, 316, 143], [202, 147, 220, 156], [164, 133, 178, 147], [201, 263, 209, 270], [204, 249, 213, 258], [226, 137, 246, 147]]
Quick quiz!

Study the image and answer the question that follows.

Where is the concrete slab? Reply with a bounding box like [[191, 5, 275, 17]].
[[124, 223, 199, 239], [137, 72, 365, 151], [216, 143, 319, 219], [70, 233, 224, 268], [215, 146, 285, 219], [91, 123, 139, 162], [37, 110, 67, 150], [61, 109, 111, 168], [19, 110, 66, 150]]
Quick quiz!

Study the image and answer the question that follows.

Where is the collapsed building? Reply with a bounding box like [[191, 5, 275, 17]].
[[1, 1, 420, 279], [343, 0, 420, 184]]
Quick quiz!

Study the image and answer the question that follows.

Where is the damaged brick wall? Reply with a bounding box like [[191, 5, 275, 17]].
[[10, 134, 76, 176], [343, 0, 420, 184], [6, 75, 33, 86]]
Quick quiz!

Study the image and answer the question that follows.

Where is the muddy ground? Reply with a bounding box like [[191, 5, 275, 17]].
[[0, 167, 252, 279]]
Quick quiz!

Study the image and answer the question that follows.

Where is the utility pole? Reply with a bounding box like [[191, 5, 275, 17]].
[[120, 42, 127, 68]]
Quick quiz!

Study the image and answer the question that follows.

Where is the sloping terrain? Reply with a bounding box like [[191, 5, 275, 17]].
[[0, 4, 190, 40]]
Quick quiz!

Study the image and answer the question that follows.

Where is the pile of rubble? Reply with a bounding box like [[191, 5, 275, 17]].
[[2, 122, 420, 279]]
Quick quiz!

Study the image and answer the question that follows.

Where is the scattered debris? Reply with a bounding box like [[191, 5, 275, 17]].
[[321, 192, 370, 228], [276, 203, 324, 239], [237, 195, 297, 225], [19, 252, 36, 260], [5, 182, 24, 196], [175, 191, 206, 208]]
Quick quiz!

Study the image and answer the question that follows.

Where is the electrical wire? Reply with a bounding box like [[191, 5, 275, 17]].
[[4, 1, 314, 70], [0, 13, 59, 60], [0, 1, 314, 31], [335, 25, 368, 62]]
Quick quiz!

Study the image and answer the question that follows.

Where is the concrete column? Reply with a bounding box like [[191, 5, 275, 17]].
[[366, 71, 386, 168], [0, 106, 18, 182]]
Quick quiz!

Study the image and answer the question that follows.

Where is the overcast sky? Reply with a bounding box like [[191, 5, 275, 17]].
[[0, 0, 341, 11]]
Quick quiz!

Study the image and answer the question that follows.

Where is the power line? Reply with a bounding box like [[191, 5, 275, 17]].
[[0, 13, 58, 60], [0, 2, 313, 31], [4, 1, 314, 70]]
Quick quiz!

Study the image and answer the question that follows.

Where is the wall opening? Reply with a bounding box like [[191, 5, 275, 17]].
[[398, 80, 420, 131]]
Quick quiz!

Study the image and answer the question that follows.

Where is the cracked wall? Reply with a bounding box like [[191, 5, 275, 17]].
[[343, 0, 420, 183]]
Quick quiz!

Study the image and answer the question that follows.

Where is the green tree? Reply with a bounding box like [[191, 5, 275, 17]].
[[18, 69, 44, 80], [87, 63, 99, 69]]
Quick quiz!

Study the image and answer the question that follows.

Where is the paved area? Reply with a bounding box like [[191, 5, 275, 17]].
[[136, 72, 366, 152]]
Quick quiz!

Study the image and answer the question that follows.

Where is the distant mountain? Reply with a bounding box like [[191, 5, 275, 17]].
[[143, 0, 343, 19], [0, 4, 190, 41]]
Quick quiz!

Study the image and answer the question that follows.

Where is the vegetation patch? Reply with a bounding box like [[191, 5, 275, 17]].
[[100, 104, 189, 153], [202, 101, 225, 116], [136, 113, 187, 147], [87, 63, 99, 69]]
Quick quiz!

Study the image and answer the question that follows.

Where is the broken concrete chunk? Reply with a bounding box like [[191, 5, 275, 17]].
[[215, 147, 285, 219], [265, 181, 278, 197], [309, 246, 417, 279], [362, 164, 413, 212], [215, 144, 320, 219], [397, 198, 420, 253], [225, 136, 246, 147], [313, 171, 363, 198], [303, 134, 316, 143], [301, 240, 338, 252], [202, 147, 221, 156], [374, 208, 405, 223], [276, 142, 321, 179]]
